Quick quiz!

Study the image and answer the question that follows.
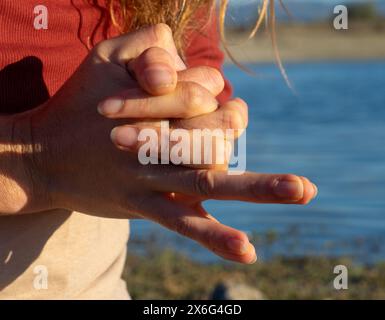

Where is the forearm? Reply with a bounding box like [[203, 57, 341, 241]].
[[0, 112, 51, 215]]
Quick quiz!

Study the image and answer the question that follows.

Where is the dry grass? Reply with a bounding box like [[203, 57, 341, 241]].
[[123, 246, 385, 300]]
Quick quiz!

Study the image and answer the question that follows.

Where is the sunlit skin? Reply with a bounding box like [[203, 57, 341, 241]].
[[95, 24, 318, 263], [0, 13, 317, 264]]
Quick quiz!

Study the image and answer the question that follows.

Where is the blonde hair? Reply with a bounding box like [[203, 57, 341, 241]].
[[105, 0, 290, 87]]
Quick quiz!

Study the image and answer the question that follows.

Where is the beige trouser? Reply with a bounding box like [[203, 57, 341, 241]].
[[0, 210, 130, 299]]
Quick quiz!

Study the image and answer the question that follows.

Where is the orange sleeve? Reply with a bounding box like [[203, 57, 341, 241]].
[[184, 10, 233, 105]]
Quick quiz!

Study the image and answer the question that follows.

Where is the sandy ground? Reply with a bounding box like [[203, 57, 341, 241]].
[[223, 22, 385, 63]]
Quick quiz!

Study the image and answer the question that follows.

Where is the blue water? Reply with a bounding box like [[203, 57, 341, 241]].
[[130, 61, 385, 263]]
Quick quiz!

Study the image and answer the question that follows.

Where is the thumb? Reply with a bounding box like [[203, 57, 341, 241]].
[[127, 47, 182, 96], [99, 23, 186, 95]]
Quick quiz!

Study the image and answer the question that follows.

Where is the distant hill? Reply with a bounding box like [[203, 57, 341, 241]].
[[226, 0, 385, 26]]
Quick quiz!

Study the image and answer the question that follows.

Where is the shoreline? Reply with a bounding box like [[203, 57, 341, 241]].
[[223, 22, 385, 63], [224, 57, 385, 66]]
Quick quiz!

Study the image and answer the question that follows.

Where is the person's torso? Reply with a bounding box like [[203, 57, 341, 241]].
[[0, 0, 129, 299], [0, 0, 116, 113]]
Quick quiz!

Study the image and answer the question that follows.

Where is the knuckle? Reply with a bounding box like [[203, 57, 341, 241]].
[[203, 230, 218, 252], [249, 174, 280, 199], [233, 97, 248, 108], [180, 83, 205, 118], [133, 97, 151, 115], [204, 67, 225, 92], [174, 216, 191, 237], [139, 47, 155, 64], [92, 41, 105, 54], [194, 170, 215, 197], [142, 46, 164, 61], [248, 179, 263, 199], [221, 108, 245, 131], [140, 47, 172, 67], [152, 23, 173, 43], [268, 174, 295, 190], [91, 40, 110, 61]]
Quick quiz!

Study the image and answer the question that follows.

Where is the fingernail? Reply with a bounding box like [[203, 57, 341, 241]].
[[144, 68, 174, 89], [98, 98, 123, 115], [111, 127, 138, 148], [226, 238, 248, 254], [274, 179, 303, 200], [250, 255, 258, 264], [312, 183, 318, 199], [248, 244, 257, 264]]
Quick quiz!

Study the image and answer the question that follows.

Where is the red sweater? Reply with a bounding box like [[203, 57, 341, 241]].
[[0, 0, 232, 114]]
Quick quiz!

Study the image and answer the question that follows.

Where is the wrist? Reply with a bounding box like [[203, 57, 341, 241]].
[[1, 109, 56, 213]]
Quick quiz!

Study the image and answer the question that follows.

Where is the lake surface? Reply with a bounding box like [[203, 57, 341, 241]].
[[130, 61, 385, 263]]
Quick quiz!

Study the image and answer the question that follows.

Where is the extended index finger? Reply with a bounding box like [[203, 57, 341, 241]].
[[146, 168, 317, 205]]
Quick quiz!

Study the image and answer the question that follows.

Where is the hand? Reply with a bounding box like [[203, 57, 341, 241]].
[[11, 24, 317, 264], [97, 42, 246, 169]]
